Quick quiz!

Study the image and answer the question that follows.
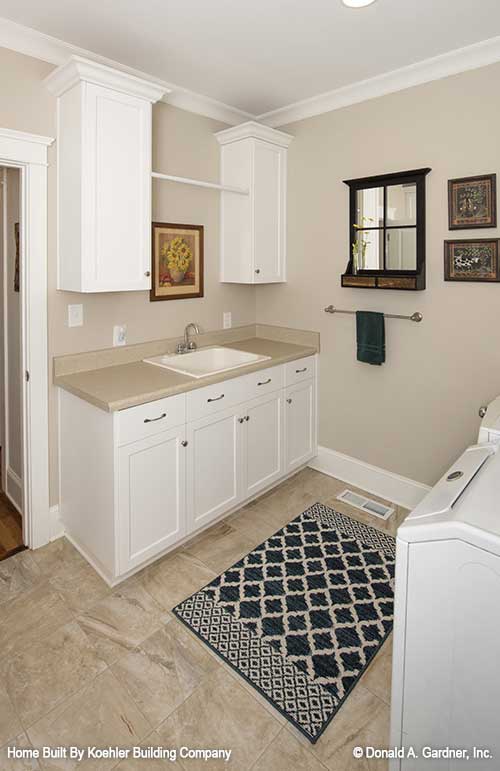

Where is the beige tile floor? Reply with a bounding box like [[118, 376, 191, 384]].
[[0, 469, 408, 770]]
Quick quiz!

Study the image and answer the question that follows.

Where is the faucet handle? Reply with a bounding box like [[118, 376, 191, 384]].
[[187, 341, 197, 351]]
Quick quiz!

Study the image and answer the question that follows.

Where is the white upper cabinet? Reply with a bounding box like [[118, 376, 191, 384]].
[[45, 56, 165, 292], [215, 122, 293, 284]]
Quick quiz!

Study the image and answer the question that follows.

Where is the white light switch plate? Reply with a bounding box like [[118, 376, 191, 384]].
[[113, 324, 127, 347], [223, 311, 232, 329], [67, 304, 83, 327]]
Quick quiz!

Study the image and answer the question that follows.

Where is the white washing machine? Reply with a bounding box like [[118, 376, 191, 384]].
[[478, 395, 500, 444], [390, 404, 500, 770]]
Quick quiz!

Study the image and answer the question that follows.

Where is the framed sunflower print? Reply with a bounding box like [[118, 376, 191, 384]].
[[151, 222, 204, 301]]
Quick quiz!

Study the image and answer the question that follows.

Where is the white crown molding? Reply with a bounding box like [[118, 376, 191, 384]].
[[258, 34, 500, 127], [0, 16, 252, 125], [3, 16, 500, 129], [44, 55, 167, 102], [164, 89, 253, 127], [309, 446, 430, 511], [215, 120, 294, 147]]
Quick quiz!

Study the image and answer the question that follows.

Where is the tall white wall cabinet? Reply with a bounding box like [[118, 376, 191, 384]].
[[45, 56, 165, 292], [215, 122, 293, 284]]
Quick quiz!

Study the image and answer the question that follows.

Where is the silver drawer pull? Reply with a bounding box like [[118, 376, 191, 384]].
[[257, 378, 271, 386], [295, 367, 307, 373], [144, 412, 167, 423], [207, 394, 225, 403]]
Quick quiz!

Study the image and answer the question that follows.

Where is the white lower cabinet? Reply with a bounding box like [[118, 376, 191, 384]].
[[60, 355, 317, 584], [118, 427, 187, 573], [284, 379, 316, 473], [187, 406, 243, 534], [244, 390, 284, 499]]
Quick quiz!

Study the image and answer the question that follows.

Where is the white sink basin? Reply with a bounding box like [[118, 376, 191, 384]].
[[143, 347, 271, 379]]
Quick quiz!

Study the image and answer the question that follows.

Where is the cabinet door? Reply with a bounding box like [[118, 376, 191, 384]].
[[83, 83, 151, 292], [284, 380, 317, 473], [243, 391, 284, 499], [187, 406, 243, 533], [253, 140, 286, 283], [118, 427, 187, 573]]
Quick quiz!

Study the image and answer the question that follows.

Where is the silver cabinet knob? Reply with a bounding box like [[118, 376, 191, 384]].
[[144, 270, 151, 277], [181, 440, 188, 447], [479, 405, 488, 418]]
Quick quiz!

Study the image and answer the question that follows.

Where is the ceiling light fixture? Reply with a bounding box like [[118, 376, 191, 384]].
[[342, 0, 377, 7]]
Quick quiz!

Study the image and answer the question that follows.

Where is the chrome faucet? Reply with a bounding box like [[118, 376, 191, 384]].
[[176, 323, 200, 354]]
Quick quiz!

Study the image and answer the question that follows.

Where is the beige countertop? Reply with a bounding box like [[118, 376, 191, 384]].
[[54, 337, 318, 412]]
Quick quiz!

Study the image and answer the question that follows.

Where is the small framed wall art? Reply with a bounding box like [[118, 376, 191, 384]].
[[151, 222, 204, 301], [444, 238, 500, 282], [448, 174, 497, 230]]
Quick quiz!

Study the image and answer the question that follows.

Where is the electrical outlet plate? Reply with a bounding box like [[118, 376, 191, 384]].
[[223, 311, 232, 329], [68, 304, 83, 327], [113, 325, 127, 347]]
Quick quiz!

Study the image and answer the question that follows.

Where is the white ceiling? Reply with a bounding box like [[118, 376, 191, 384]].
[[1, 0, 500, 116]]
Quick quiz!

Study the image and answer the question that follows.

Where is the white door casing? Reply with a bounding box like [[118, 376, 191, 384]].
[[0, 128, 53, 549]]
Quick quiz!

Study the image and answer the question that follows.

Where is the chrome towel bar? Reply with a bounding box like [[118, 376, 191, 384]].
[[324, 305, 423, 323]]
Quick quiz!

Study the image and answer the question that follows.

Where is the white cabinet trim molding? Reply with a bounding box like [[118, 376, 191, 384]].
[[215, 121, 294, 149], [44, 54, 167, 102], [0, 127, 54, 549]]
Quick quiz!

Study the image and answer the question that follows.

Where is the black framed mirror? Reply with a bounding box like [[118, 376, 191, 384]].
[[342, 168, 431, 290]]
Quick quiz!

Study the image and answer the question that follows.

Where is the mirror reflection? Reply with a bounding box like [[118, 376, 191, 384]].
[[355, 187, 384, 228], [386, 183, 416, 226], [386, 228, 417, 271]]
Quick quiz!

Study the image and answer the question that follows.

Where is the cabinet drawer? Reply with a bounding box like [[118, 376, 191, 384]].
[[284, 356, 316, 386], [186, 377, 251, 422], [117, 393, 186, 445], [246, 365, 284, 398]]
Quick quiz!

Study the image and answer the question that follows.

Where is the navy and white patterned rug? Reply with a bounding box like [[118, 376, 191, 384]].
[[173, 502, 395, 743]]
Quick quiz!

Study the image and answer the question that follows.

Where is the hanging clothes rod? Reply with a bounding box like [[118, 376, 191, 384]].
[[324, 305, 423, 323], [152, 171, 249, 195]]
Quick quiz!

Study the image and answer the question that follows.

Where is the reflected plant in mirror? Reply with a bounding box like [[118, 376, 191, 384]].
[[352, 216, 374, 273], [343, 168, 431, 291]]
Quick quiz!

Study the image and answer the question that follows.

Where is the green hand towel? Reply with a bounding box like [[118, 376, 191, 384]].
[[356, 311, 385, 365]]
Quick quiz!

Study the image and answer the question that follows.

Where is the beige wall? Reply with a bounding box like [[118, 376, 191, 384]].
[[0, 46, 256, 505], [257, 62, 500, 487]]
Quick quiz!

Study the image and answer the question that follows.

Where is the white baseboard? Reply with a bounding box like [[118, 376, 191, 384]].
[[49, 504, 65, 541], [6, 466, 22, 513], [309, 446, 430, 511]]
